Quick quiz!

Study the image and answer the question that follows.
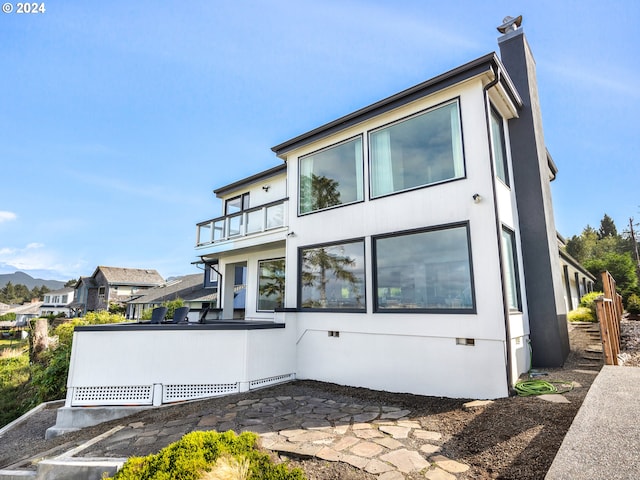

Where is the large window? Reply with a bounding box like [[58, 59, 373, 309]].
[[370, 100, 464, 198], [374, 224, 474, 312], [490, 107, 509, 186], [299, 240, 365, 310], [299, 137, 363, 215], [257, 258, 285, 311], [501, 227, 521, 311]]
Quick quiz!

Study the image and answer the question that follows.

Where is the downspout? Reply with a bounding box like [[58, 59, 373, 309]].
[[483, 63, 515, 394]]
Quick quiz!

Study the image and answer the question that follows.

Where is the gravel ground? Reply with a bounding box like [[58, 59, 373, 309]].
[[1, 318, 639, 479]]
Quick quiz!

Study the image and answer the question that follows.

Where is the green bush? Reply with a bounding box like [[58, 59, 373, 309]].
[[29, 312, 127, 403], [579, 291, 603, 321], [626, 294, 640, 315], [108, 430, 305, 480], [141, 299, 184, 321], [568, 306, 596, 322]]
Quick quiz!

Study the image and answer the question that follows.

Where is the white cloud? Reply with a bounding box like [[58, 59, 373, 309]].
[[0, 243, 83, 279], [0, 211, 17, 223]]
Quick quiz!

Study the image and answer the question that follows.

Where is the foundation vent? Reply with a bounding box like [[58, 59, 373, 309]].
[[72, 385, 153, 406]]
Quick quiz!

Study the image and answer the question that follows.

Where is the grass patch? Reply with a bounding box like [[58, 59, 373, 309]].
[[0, 345, 34, 427]]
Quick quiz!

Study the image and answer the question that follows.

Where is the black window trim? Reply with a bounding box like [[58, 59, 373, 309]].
[[256, 256, 286, 313], [297, 237, 367, 313], [372, 221, 477, 314], [297, 134, 365, 217], [367, 97, 467, 201], [501, 224, 522, 313], [490, 105, 511, 188]]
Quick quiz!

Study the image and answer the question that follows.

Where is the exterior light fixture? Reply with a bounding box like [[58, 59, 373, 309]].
[[473, 193, 482, 203]]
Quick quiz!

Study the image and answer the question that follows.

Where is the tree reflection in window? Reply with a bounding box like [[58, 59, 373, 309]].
[[258, 259, 285, 311], [299, 174, 341, 213], [300, 241, 364, 310]]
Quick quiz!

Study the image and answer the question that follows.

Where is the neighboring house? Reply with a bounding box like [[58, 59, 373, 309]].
[[56, 18, 594, 427], [6, 300, 44, 327], [39, 288, 75, 318], [0, 302, 10, 315], [126, 273, 217, 321], [69, 266, 164, 316], [558, 234, 596, 312]]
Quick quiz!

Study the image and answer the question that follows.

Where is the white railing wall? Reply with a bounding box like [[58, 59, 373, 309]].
[[65, 323, 296, 407]]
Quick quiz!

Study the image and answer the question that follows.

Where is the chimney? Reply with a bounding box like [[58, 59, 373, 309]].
[[497, 16, 570, 367]]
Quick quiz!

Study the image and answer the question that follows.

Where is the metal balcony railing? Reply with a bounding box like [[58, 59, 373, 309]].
[[196, 199, 288, 247]]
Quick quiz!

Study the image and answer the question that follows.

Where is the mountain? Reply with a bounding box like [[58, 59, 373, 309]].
[[0, 272, 66, 290]]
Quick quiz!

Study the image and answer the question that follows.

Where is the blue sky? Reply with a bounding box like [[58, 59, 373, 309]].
[[1, 0, 638, 281]]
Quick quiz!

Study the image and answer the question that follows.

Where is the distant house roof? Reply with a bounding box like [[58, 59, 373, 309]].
[[128, 274, 215, 304], [6, 301, 44, 315], [44, 287, 75, 296], [92, 266, 164, 287]]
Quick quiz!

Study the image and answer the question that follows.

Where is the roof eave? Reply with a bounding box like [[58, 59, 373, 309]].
[[271, 52, 521, 157]]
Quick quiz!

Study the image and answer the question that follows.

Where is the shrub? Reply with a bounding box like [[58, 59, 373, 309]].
[[579, 291, 603, 321], [29, 312, 127, 403], [108, 430, 305, 480], [626, 294, 640, 315], [568, 307, 596, 322]]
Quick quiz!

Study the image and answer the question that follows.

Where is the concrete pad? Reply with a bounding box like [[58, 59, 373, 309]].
[[349, 441, 384, 457], [36, 458, 126, 480], [546, 366, 640, 480], [413, 430, 442, 441], [373, 437, 404, 450], [420, 444, 442, 454], [537, 394, 571, 403], [378, 472, 405, 480], [364, 458, 395, 474], [380, 409, 411, 420], [430, 454, 469, 473], [425, 467, 457, 480], [380, 448, 430, 473], [463, 400, 494, 410], [378, 425, 411, 439]]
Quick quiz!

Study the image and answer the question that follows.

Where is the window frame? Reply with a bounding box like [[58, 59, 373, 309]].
[[372, 222, 476, 314], [257, 257, 286, 312], [298, 135, 364, 216], [501, 225, 522, 312], [490, 106, 510, 187], [298, 237, 366, 312], [368, 98, 466, 200]]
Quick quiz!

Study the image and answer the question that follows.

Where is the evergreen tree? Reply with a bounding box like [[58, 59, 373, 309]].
[[598, 213, 618, 239]]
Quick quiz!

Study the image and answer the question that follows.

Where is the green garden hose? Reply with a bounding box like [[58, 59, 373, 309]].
[[514, 379, 574, 397]]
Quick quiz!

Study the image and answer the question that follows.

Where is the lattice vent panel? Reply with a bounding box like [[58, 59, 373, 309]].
[[249, 373, 295, 390], [72, 385, 153, 406], [163, 383, 239, 403]]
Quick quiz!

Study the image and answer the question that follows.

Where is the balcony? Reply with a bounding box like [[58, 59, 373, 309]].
[[196, 198, 288, 248]]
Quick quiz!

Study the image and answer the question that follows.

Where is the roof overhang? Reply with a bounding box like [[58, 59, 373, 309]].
[[271, 52, 522, 158]]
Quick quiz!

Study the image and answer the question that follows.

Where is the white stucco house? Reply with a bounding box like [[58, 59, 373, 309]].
[[39, 288, 75, 318], [52, 18, 588, 436]]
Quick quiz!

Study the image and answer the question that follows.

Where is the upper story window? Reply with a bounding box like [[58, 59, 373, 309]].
[[490, 107, 510, 186], [226, 193, 250, 214], [299, 137, 363, 215], [97, 286, 106, 301], [370, 99, 464, 198]]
